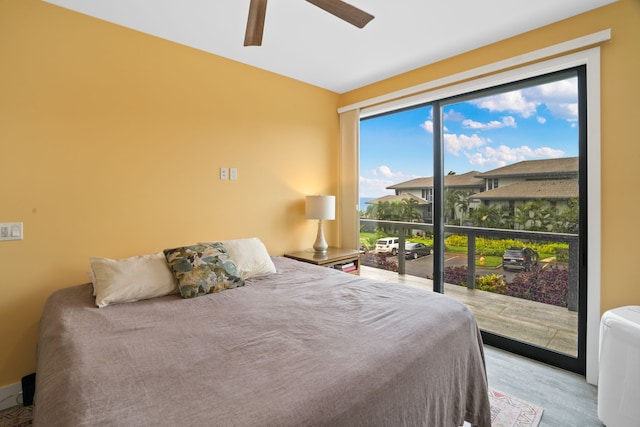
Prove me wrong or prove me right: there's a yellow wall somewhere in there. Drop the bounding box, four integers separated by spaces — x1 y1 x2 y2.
340 0 640 314
0 1 340 386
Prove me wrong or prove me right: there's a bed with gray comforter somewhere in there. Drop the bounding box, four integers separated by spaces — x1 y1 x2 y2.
34 256 491 426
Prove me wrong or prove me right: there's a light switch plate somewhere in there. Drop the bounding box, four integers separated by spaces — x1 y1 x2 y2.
230 168 237 180
0 222 23 241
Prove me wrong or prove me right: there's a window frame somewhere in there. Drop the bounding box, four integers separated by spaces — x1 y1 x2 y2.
345 46 602 384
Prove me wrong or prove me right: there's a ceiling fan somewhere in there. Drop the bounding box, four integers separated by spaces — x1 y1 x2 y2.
244 0 374 46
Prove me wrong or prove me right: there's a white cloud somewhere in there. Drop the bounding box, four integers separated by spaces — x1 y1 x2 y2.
443 109 463 121
421 120 449 133
467 76 579 124
360 166 419 196
423 106 472 133
359 176 396 197
538 78 577 98
444 133 488 155
471 91 538 118
462 116 516 130
420 120 433 133
466 145 566 167
547 102 578 122
537 116 547 124
372 165 403 178
524 77 579 121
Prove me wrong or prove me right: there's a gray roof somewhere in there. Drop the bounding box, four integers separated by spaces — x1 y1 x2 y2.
476 157 578 179
366 193 430 205
470 179 578 200
387 171 484 190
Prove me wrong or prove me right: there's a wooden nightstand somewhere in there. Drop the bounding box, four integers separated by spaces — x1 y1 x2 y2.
284 247 361 275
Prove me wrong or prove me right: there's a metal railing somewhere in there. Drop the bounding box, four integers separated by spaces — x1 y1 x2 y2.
360 219 580 311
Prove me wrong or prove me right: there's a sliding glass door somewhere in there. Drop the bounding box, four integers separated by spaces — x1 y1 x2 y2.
359 66 587 373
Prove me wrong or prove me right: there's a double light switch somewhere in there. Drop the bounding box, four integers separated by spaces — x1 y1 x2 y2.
0 222 23 241
220 168 238 181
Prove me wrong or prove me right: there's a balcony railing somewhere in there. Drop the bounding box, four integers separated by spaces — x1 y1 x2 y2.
360 219 580 311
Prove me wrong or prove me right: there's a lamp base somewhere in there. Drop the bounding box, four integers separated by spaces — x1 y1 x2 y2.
313 220 328 254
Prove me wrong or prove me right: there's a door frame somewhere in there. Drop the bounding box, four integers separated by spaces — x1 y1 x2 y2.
345 46 602 384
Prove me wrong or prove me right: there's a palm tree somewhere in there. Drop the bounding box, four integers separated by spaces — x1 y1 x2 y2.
399 198 422 222
444 189 472 225
514 200 554 231
555 198 579 233
469 205 503 228
454 190 472 225
363 199 422 235
444 189 457 224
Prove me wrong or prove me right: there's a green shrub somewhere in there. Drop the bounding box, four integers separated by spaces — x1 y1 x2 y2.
360 252 398 272
445 235 468 247
362 232 569 260
554 247 569 263
476 274 507 294
507 266 569 307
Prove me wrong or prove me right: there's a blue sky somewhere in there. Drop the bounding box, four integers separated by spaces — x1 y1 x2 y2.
359 76 579 197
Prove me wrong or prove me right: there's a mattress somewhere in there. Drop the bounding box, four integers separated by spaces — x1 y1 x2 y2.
34 256 491 426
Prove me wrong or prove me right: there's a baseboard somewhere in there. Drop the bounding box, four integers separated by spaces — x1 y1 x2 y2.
0 382 22 411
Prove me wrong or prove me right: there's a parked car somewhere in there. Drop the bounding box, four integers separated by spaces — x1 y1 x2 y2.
374 237 399 255
502 247 539 271
405 242 433 259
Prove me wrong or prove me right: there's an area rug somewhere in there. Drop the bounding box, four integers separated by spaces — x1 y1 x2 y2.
0 389 542 427
0 405 32 427
489 388 544 427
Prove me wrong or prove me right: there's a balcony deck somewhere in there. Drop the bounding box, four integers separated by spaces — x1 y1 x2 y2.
361 265 578 356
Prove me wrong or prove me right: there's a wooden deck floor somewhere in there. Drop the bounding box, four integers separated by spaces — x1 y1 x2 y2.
361 265 578 356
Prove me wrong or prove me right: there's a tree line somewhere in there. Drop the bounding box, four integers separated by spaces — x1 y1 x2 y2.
361 192 579 234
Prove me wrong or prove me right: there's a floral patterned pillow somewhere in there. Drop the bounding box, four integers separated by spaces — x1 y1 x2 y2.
163 242 244 299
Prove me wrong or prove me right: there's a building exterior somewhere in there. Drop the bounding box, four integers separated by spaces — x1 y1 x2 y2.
367 157 578 225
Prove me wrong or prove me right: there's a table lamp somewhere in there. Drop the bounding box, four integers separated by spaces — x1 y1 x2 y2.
306 195 335 254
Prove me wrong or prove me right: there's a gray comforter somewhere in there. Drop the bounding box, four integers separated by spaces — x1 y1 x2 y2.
34 256 491 426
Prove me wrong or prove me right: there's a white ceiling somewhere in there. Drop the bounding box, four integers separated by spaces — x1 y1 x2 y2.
43 0 616 93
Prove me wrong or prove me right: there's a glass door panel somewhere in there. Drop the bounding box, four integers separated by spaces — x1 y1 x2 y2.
441 70 582 362
359 105 435 291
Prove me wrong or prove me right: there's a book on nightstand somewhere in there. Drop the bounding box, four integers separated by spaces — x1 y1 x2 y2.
335 262 356 272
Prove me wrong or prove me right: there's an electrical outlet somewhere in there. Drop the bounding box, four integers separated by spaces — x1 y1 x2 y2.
220 168 228 180
230 168 237 180
0 222 22 241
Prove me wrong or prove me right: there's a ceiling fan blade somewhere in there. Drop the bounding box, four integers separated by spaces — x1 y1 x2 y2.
306 0 374 28
244 0 268 46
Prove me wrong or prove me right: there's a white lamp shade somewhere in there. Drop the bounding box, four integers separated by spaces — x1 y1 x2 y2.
305 195 335 220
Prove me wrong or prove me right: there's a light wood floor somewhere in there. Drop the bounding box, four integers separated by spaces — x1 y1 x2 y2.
484 345 601 426
360 266 578 356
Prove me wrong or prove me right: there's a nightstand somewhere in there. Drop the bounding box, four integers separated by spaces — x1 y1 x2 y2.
284 247 361 275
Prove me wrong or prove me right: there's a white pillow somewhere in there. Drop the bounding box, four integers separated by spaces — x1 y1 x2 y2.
87 270 97 296
220 238 276 279
90 252 177 308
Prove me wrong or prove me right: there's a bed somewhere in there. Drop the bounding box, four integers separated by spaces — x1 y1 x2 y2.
34 251 491 426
